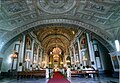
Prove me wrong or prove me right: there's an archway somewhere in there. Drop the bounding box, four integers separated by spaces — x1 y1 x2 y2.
0 19 115 53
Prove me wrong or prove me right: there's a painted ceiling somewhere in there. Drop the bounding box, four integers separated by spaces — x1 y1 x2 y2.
0 0 120 52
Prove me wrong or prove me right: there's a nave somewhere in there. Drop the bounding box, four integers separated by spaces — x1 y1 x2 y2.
0 0 120 83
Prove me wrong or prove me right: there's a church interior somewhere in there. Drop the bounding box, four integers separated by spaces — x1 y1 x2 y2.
0 0 119 83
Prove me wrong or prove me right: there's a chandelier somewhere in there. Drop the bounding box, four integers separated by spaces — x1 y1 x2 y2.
52 47 61 55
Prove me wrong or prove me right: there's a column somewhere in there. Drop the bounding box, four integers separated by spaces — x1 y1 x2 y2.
86 33 97 69
69 48 73 65
77 37 82 66
63 54 66 67
40 49 43 67
73 45 77 69
18 35 26 71
30 40 35 71
36 46 39 70
37 46 39 64
45 54 47 68
38 48 41 69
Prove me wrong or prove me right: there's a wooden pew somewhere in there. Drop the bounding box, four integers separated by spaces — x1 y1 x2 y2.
81 70 99 77
71 70 99 78
17 70 46 79
71 70 79 77
33 70 46 77
17 71 26 78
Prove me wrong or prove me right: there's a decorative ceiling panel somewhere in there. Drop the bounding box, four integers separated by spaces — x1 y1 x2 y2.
2 1 28 15
0 0 119 31
37 0 76 14
94 11 113 19
0 0 119 52
83 1 112 14
97 18 106 24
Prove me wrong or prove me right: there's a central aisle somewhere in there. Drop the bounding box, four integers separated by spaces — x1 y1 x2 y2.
47 71 70 83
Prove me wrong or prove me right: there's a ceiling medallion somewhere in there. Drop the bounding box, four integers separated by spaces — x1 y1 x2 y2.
37 0 76 14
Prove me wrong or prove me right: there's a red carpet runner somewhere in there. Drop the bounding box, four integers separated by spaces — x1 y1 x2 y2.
47 71 70 83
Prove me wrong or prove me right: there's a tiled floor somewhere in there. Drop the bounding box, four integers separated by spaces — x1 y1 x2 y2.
0 76 119 83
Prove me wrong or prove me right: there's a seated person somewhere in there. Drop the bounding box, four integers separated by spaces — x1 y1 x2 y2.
89 65 95 70
86 65 94 78
81 66 87 70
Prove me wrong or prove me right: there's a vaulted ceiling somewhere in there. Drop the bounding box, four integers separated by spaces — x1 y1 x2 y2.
0 0 120 52
33 27 78 53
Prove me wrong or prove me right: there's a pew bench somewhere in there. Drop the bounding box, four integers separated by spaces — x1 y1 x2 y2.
71 70 99 78
71 70 79 77
17 70 46 79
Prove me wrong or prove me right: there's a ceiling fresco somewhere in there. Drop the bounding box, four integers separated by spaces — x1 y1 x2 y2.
0 0 120 52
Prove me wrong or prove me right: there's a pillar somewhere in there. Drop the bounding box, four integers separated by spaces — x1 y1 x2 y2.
73 45 77 69
18 35 26 71
40 49 43 67
86 33 97 69
69 48 73 65
37 46 39 64
77 37 82 67
30 40 35 71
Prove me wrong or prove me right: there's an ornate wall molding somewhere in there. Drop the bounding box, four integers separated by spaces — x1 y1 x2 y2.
0 19 114 53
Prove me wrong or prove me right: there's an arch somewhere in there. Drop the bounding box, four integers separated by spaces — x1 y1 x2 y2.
0 19 115 53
